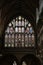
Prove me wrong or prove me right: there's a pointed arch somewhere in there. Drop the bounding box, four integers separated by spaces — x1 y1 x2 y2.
4 16 35 47
20 54 41 65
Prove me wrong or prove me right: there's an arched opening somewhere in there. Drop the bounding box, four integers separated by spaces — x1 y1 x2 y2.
4 16 35 48
0 55 18 65
21 54 41 65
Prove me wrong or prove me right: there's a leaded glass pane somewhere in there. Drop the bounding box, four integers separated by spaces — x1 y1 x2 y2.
12 20 15 27
19 21 21 26
22 21 24 26
8 43 11 47
31 35 34 46
32 34 34 40
22 42 24 47
5 43 7 47
5 34 8 43
22 17 24 21
11 44 14 47
25 34 28 47
19 27 21 32
16 21 18 26
9 34 11 43
25 21 28 27
28 34 32 47
28 23 31 27
15 34 18 39
9 23 12 27
29 34 31 42
9 27 14 34
15 27 18 32
12 34 14 38
19 16 21 20
22 34 24 41
6 27 9 33
25 27 29 33
11 34 14 43
22 27 24 32
29 27 33 33
15 42 18 47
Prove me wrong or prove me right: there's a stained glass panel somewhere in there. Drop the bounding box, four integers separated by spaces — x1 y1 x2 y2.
5 16 35 47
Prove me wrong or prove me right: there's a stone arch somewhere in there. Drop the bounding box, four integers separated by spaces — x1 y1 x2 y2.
20 54 41 65
0 54 19 65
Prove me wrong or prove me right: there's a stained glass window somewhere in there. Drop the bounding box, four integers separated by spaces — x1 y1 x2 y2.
5 16 35 47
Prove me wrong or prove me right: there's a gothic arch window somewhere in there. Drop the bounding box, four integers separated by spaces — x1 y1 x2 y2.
5 16 35 47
